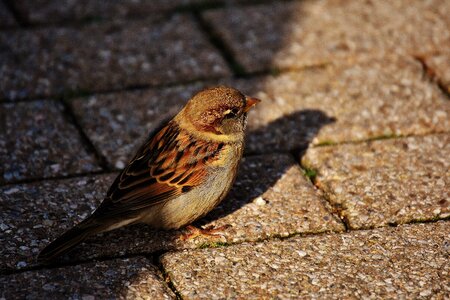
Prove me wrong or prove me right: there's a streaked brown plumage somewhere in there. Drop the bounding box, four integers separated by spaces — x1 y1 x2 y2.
38 86 260 262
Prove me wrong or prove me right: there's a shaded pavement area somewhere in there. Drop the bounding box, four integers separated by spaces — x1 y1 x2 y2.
1 0 449 298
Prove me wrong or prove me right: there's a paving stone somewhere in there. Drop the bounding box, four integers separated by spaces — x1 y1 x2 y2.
302 134 450 229
0 100 100 183
198 154 345 243
1 257 175 299
161 221 450 299
70 83 210 169
71 55 449 157
69 79 270 167
424 51 450 94
0 154 343 271
243 56 450 151
0 1 17 28
12 0 242 24
0 15 230 101
0 174 114 270
203 0 450 72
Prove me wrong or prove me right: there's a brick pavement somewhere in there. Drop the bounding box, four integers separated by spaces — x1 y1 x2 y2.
1 0 449 298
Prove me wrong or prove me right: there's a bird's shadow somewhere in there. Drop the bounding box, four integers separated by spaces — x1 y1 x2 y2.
200 109 336 224
54 109 335 263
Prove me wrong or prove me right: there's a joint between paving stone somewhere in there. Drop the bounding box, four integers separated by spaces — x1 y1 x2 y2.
0 71 231 104
2 0 29 27
412 54 450 101
193 12 247 77
313 131 450 148
0 170 109 188
155 254 184 300
298 160 350 231
58 99 114 171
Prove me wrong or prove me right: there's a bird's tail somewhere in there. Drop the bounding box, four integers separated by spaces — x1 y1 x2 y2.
37 218 105 262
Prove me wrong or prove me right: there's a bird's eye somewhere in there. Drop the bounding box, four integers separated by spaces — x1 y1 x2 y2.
224 108 239 119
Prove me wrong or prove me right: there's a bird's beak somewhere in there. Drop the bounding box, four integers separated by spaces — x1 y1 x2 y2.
244 96 261 112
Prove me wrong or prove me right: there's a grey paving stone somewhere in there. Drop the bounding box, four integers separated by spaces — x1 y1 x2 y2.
0 154 343 271
71 55 449 158
0 100 100 183
1 257 175 299
425 51 450 94
69 79 268 168
0 15 230 101
0 1 17 27
203 0 450 72
243 56 450 151
0 174 114 271
70 83 210 169
161 222 450 299
302 134 450 229
12 0 243 24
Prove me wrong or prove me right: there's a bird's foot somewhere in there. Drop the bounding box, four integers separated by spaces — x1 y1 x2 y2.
180 224 231 241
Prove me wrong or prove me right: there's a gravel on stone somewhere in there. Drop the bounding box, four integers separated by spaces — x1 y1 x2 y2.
242 56 450 152
0 174 114 270
161 221 450 299
200 154 345 244
0 100 100 183
0 173 181 271
70 82 211 169
1 153 343 271
203 0 450 72
70 55 449 160
1 257 175 299
0 15 230 101
11 0 242 24
302 134 450 229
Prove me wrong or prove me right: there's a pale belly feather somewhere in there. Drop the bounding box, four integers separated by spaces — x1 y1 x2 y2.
140 143 242 229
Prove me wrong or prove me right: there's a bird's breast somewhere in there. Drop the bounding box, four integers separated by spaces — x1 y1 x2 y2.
142 143 242 229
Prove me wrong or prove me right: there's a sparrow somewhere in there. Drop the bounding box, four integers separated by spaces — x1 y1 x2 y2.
38 86 260 262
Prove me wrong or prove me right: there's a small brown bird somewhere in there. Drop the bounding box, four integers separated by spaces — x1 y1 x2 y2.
38 86 260 261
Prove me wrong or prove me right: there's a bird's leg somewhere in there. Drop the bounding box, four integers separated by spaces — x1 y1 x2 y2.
180 224 231 241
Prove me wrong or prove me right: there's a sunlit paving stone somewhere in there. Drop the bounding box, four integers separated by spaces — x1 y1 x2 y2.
203 0 450 72
0 154 343 271
302 134 450 229
162 222 449 299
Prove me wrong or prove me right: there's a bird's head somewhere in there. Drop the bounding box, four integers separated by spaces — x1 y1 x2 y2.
178 86 260 140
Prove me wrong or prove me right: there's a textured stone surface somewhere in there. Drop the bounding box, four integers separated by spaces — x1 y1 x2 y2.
162 222 450 299
71 55 450 160
203 0 450 72
425 51 450 94
0 100 100 183
1 257 175 299
70 83 209 169
0 1 17 27
70 79 274 167
243 56 450 152
199 154 344 244
0 174 114 270
12 0 241 24
302 134 450 229
0 154 342 271
0 15 230 100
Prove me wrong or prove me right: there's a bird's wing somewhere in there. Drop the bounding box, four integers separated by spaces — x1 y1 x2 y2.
93 121 224 219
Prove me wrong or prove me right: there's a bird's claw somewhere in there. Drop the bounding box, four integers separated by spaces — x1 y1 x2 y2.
180 224 231 241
